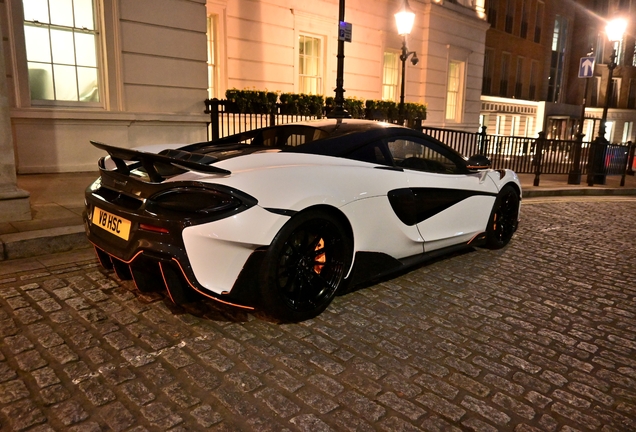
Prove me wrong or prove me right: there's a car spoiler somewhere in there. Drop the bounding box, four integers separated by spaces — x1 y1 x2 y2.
91 141 231 182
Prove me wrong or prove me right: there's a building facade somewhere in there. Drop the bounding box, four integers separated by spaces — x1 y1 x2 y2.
480 0 636 144
2 0 490 173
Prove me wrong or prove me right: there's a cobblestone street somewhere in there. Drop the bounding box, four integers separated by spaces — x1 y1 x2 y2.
1 197 635 432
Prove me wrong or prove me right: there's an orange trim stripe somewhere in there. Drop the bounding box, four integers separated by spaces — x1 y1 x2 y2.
89 241 254 311
170 258 255 310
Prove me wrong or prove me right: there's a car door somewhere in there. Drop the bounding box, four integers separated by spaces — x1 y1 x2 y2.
384 135 498 252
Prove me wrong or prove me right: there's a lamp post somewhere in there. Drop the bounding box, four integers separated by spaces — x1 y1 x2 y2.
587 17 627 186
327 0 351 119
395 0 418 125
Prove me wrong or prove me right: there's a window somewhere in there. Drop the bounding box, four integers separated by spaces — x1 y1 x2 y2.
628 79 636 109
590 77 600 107
613 40 624 66
382 51 399 102
534 1 544 43
387 137 462 174
482 49 494 95
207 15 218 99
520 0 528 38
515 57 524 99
547 15 568 103
505 0 514 33
529 60 538 100
596 32 606 64
500 53 510 97
445 61 463 122
609 78 619 108
622 121 633 143
299 34 323 95
496 115 505 134
486 0 497 28
22 0 99 103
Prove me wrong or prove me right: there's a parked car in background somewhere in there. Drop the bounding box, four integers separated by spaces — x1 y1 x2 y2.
84 120 521 321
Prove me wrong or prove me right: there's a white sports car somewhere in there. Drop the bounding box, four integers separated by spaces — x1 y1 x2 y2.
84 119 521 321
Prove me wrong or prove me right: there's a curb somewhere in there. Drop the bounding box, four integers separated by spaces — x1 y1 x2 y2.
0 225 91 261
524 188 636 198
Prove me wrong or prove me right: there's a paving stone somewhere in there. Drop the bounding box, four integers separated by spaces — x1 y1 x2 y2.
98 401 135 432
181 363 220 391
0 399 46 431
191 404 223 428
79 377 117 406
98 363 135 385
120 380 156 406
200 349 235 372
255 387 301 418
290 413 335 432
53 399 89 426
0 379 29 403
32 367 61 388
162 381 200 408
40 383 71 405
416 391 465 422
120 346 155 367
338 390 386 422
460 395 511 426
265 368 303 392
15 349 47 371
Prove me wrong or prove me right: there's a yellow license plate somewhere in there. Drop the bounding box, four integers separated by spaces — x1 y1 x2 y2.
92 207 132 241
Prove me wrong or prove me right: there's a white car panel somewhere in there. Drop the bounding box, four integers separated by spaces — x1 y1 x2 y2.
174 153 410 212
340 196 424 260
182 205 290 294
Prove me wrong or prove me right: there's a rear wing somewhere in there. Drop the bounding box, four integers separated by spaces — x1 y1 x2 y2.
91 141 231 182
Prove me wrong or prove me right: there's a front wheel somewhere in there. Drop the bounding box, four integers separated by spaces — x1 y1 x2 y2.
259 210 353 322
485 185 520 249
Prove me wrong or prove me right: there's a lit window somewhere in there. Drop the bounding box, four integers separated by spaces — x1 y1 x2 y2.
622 121 633 143
445 61 463 122
22 0 100 102
207 15 218 99
382 52 399 101
299 35 323 95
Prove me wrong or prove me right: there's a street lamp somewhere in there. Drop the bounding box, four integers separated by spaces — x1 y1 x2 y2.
587 17 627 186
395 0 418 125
327 0 351 119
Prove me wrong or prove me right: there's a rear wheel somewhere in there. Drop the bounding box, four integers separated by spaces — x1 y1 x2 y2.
259 210 352 322
486 185 519 249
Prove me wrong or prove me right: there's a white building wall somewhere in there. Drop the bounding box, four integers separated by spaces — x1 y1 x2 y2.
6 0 209 173
4 0 489 173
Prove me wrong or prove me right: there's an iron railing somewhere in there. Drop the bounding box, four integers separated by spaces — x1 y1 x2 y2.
205 99 635 184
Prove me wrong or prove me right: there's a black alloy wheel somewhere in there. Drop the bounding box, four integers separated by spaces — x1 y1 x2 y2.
260 210 352 321
486 185 520 249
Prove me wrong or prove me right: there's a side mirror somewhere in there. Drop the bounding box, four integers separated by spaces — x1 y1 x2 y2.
466 154 491 170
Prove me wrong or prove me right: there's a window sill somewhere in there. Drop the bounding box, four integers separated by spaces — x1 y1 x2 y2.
9 107 208 123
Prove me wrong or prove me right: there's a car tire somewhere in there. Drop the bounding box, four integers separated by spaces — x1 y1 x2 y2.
485 185 519 250
259 209 353 322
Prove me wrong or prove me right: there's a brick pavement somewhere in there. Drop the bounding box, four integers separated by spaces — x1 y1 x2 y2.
1 197 635 431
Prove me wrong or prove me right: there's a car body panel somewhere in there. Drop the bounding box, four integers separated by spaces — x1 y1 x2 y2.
182 205 289 294
402 171 498 250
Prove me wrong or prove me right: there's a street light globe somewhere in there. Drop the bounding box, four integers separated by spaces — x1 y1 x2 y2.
395 0 415 36
606 18 627 42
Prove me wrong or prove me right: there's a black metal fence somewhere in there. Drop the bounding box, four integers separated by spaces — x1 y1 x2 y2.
205 99 635 183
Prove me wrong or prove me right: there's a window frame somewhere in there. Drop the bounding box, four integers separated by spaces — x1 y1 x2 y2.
382 50 400 102
297 32 325 95
20 0 104 107
445 60 464 122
